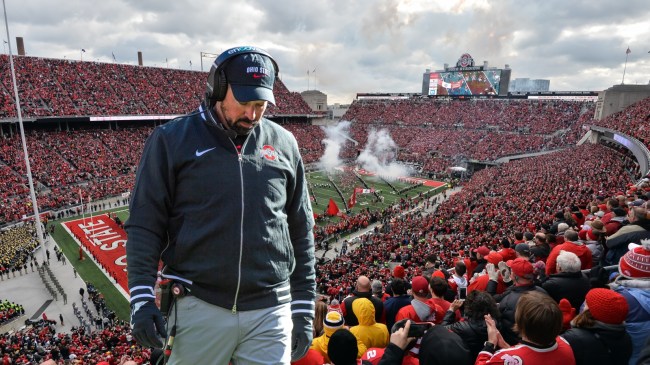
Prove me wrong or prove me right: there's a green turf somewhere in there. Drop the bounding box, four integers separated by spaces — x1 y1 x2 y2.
50 171 446 321
51 206 131 321
309 171 443 223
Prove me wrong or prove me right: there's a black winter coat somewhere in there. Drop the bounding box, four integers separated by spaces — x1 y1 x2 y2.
542 271 591 309
562 322 632 365
488 282 547 345
441 310 490 360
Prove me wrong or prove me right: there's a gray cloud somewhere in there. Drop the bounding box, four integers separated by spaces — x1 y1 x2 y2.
2 0 649 103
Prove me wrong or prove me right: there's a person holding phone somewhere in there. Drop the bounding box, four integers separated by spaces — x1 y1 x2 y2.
441 290 500 359
476 291 575 365
376 320 472 365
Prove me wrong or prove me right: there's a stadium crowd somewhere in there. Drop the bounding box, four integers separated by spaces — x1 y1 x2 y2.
0 55 314 119
4 139 649 364
0 54 649 364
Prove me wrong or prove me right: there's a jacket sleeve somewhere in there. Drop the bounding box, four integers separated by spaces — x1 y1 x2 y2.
441 309 457 326
605 226 634 248
286 145 317 319
546 248 559 275
125 128 173 302
475 351 502 365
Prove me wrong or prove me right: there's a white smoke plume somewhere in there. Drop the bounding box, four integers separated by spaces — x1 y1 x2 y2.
318 120 352 172
356 128 412 180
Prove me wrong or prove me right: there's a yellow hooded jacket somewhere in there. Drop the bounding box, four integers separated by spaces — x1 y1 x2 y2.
349 298 389 349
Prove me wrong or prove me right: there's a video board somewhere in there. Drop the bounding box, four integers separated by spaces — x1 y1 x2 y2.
427 70 503 96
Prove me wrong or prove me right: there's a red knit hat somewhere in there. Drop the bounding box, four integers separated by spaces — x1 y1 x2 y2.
393 265 406 279
585 288 628 324
619 241 650 279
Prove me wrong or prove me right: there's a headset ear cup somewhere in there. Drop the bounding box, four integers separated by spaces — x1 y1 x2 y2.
216 69 228 102
205 65 218 107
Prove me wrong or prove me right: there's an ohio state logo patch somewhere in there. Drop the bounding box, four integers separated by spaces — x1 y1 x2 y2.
260 145 278 161
502 354 523 365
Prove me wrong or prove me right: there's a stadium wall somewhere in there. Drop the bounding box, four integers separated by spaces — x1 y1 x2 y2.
595 84 650 120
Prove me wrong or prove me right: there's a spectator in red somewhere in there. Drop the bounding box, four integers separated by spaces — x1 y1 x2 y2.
545 230 593 276
476 291 575 365
467 252 508 295
428 277 454 315
604 207 627 236
486 258 548 345
497 238 516 262
470 246 490 277
395 276 444 324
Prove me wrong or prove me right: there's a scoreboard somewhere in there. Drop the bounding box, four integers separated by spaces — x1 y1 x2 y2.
422 53 511 97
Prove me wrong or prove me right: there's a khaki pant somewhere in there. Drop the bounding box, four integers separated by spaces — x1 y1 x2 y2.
167 296 292 365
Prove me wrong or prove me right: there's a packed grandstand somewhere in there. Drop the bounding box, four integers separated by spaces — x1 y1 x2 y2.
1 55 649 364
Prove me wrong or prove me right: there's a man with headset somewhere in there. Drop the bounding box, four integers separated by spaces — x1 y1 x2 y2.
126 46 316 364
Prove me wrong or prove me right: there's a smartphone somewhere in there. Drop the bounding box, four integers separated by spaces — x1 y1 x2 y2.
408 323 433 337
458 287 467 300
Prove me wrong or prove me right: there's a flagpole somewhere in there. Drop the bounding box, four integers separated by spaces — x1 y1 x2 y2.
622 47 630 85
3 0 47 262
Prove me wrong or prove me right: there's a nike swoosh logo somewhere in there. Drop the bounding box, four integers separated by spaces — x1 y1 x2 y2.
195 147 216 157
252 74 264 78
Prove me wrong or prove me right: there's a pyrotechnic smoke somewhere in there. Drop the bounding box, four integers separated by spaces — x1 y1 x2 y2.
356 128 412 180
318 121 351 172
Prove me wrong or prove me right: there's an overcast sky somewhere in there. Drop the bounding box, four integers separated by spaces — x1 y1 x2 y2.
3 0 649 104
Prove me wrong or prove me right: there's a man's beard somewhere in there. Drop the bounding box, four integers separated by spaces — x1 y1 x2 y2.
229 118 257 135
220 104 258 136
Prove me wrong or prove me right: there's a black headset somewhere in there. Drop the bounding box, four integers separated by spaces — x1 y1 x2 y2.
204 46 279 108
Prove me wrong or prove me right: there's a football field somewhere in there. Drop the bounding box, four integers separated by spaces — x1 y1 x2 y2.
51 171 447 321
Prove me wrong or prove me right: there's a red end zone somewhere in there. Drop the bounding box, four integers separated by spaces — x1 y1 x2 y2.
62 215 128 294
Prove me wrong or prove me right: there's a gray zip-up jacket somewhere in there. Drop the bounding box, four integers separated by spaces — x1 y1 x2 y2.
126 105 316 317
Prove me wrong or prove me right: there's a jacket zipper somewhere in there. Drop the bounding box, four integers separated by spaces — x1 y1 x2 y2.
232 138 248 314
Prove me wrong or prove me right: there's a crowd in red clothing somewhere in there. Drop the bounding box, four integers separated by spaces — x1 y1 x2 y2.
0 102 648 364
0 55 312 118
0 55 649 364
0 319 156 365
589 97 650 147
340 98 597 165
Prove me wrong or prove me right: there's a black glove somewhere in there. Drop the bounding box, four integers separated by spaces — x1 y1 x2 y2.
291 316 313 361
130 300 166 348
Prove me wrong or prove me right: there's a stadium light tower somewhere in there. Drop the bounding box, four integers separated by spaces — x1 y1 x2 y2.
200 51 219 72
2 0 47 262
